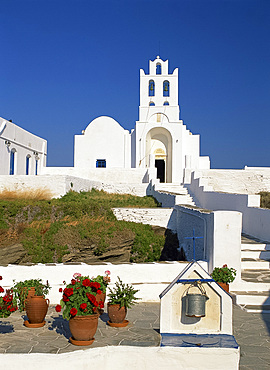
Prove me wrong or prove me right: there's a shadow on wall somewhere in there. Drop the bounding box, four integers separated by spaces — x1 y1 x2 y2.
261 290 270 335
159 228 186 261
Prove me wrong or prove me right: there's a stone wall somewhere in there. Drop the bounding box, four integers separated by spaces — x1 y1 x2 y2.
187 171 270 242
2 261 201 303
174 205 242 282
0 175 149 198
113 207 176 230
188 167 270 194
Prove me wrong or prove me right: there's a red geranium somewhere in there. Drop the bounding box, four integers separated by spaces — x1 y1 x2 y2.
71 279 76 285
59 288 63 292
70 307 77 316
63 295 69 302
0 286 4 293
86 293 96 304
0 276 2 280
64 288 74 297
90 282 101 290
3 295 11 303
55 304 62 312
80 303 87 310
82 278 91 287
97 289 102 295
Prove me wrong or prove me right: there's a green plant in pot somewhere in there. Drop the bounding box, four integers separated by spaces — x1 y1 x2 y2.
0 276 18 318
55 274 105 346
211 264 236 292
107 276 139 327
13 279 51 311
13 278 51 327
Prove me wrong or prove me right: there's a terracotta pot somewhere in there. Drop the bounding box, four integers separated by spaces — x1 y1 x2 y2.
95 291 106 304
218 282 229 292
95 292 106 314
26 296 49 324
20 287 35 310
69 314 99 345
107 303 127 323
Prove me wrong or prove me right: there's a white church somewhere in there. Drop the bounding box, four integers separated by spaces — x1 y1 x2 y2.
74 56 210 184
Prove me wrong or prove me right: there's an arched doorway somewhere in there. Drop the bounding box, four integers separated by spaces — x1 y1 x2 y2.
146 126 172 183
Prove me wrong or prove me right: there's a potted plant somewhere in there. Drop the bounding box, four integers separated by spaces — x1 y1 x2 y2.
211 264 237 292
107 276 139 327
0 276 18 318
12 278 50 311
55 274 105 346
13 278 51 327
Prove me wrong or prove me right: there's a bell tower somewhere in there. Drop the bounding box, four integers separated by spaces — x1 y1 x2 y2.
139 56 180 122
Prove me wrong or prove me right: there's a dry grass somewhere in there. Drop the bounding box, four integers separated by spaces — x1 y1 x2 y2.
0 188 53 200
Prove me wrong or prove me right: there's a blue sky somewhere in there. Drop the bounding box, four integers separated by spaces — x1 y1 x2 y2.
1 0 269 168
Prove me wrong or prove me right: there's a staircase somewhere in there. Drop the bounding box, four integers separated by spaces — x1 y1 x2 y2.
154 183 196 206
231 234 270 313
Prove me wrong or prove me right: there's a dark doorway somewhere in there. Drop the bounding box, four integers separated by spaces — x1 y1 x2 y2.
155 159 165 183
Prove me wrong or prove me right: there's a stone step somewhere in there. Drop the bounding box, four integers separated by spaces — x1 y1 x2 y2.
241 243 270 251
238 304 270 313
241 250 270 259
155 184 188 194
175 195 195 206
241 258 270 269
231 291 270 305
157 189 189 196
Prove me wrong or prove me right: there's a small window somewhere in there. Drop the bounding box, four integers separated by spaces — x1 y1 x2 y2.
26 155 31 175
9 149 16 175
163 80 170 97
156 63 161 75
163 101 169 106
149 80 155 96
96 159 106 168
149 102 155 106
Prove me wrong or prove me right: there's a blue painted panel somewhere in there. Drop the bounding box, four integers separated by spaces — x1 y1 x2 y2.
160 333 239 349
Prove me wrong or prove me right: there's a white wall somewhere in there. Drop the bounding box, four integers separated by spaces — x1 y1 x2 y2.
74 116 131 169
187 168 270 194
1 262 205 304
0 175 149 198
0 346 240 370
41 166 149 184
0 117 47 175
113 207 176 230
174 205 242 284
187 171 270 242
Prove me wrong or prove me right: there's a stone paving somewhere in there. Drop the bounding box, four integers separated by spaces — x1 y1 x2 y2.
233 305 270 370
0 303 269 369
